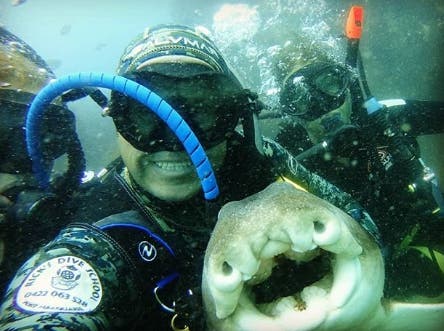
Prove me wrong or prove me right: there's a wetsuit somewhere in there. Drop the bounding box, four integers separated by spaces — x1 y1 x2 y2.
0 134 377 330
276 99 444 297
0 89 79 295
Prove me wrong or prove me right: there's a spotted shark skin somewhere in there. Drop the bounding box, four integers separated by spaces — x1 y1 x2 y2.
202 182 444 331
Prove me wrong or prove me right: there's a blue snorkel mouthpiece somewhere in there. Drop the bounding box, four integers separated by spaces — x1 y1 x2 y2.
26 72 220 200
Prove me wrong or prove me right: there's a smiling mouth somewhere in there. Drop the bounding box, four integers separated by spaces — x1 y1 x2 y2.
153 160 194 172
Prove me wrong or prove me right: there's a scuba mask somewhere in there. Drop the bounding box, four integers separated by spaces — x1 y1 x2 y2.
280 62 351 121
110 72 253 153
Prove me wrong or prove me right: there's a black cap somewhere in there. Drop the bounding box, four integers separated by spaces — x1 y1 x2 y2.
117 24 238 81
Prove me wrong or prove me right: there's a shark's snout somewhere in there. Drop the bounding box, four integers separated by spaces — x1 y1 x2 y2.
203 182 384 331
207 209 363 319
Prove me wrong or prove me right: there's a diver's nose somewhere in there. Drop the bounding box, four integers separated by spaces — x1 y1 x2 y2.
157 125 183 151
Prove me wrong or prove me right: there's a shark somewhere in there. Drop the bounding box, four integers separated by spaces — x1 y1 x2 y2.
202 182 444 331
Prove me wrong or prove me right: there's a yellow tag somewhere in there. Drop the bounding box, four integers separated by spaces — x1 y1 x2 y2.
277 176 308 192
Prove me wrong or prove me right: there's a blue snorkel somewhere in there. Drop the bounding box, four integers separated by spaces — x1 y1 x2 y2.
26 72 220 200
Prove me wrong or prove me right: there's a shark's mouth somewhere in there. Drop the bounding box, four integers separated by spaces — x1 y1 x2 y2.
206 210 365 330
252 251 331 308
242 244 362 322
204 184 387 331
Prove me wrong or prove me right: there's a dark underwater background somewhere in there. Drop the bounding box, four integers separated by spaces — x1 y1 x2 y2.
1 0 443 187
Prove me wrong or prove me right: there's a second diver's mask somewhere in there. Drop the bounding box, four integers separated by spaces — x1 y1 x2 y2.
280 62 351 121
0 89 76 174
110 72 253 153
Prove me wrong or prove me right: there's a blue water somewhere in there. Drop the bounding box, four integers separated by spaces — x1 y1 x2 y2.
1 0 443 183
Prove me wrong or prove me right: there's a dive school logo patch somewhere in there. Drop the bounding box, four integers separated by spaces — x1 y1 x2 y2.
15 255 103 313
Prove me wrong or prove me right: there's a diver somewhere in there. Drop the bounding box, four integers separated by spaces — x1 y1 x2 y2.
272 32 444 299
0 25 380 330
0 26 83 295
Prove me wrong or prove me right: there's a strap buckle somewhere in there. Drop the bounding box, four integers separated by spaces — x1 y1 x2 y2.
170 313 190 331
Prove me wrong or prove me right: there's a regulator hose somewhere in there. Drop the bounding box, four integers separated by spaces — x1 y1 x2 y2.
26 72 220 200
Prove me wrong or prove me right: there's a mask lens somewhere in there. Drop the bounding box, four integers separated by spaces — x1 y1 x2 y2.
112 73 243 152
280 75 312 116
1 91 75 173
314 67 347 96
281 63 349 120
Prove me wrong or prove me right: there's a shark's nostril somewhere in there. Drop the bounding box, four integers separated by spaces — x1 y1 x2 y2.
314 220 326 233
313 217 341 247
212 261 242 293
222 261 233 275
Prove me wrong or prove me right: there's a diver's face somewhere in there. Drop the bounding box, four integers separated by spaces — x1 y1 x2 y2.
281 61 352 144
305 91 352 144
118 133 227 201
